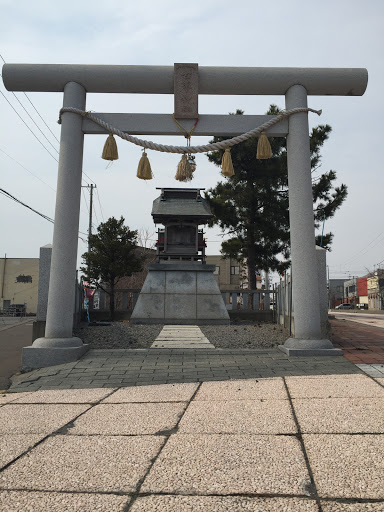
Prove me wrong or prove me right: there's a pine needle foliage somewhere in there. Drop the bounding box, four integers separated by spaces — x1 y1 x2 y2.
205 106 348 289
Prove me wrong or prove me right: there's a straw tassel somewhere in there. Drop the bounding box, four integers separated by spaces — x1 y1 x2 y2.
221 148 235 177
137 150 153 180
256 131 272 159
175 154 194 182
102 134 119 161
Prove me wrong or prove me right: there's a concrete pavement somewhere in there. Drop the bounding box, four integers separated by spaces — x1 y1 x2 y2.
1 319 384 510
1 374 383 511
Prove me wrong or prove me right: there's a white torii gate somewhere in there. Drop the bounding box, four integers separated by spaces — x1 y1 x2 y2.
2 64 368 368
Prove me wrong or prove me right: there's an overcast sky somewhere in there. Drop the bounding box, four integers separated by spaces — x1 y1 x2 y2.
1 0 383 283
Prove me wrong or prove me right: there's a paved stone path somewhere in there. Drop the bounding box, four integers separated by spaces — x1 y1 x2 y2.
9 348 361 392
1 375 383 511
151 325 215 349
331 317 384 364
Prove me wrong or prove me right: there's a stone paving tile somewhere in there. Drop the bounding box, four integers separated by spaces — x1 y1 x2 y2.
304 434 384 499
293 398 384 433
356 364 384 378
69 402 186 435
142 434 309 495
286 375 384 398
8 349 362 391
178 399 296 434
0 435 165 493
0 392 32 404
130 495 318 511
8 388 116 403
0 491 130 512
103 383 198 403
0 404 90 434
331 318 384 364
0 434 44 468
321 502 384 511
195 378 288 401
375 378 384 386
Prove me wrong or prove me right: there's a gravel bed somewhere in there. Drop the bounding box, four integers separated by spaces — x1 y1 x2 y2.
74 322 289 350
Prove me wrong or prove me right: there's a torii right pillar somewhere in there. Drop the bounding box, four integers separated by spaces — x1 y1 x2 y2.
279 84 342 356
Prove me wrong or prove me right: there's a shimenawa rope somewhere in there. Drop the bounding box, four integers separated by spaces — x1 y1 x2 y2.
58 107 322 154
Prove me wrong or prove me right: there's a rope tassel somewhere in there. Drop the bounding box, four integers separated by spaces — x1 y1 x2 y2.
175 154 194 182
102 134 119 161
256 131 272 159
221 148 235 177
137 150 153 180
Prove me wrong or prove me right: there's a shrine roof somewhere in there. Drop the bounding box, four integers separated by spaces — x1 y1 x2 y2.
151 188 212 223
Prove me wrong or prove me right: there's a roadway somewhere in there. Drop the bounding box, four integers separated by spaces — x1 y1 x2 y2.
331 311 384 329
0 317 34 390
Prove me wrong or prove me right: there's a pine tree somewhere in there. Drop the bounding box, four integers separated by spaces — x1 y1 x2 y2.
205 106 348 289
81 217 143 320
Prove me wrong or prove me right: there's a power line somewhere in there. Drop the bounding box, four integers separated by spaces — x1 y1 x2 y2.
0 90 59 162
8 91 59 153
1 147 95 221
83 171 95 184
22 92 60 143
0 187 88 241
0 52 60 145
1 52 104 232
93 201 100 226
81 188 90 214
95 188 105 222
342 232 384 267
0 188 54 223
0 147 56 192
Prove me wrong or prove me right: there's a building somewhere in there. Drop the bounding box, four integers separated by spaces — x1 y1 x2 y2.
356 277 368 307
367 270 384 310
206 255 242 290
328 279 347 308
0 257 39 314
205 255 263 291
344 278 357 306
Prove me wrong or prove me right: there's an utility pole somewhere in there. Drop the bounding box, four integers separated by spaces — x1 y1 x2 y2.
88 184 95 254
81 184 96 276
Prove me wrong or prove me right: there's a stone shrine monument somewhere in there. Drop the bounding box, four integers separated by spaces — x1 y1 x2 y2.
131 188 230 324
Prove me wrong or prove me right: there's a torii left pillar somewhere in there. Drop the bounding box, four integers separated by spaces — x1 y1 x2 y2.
22 81 90 370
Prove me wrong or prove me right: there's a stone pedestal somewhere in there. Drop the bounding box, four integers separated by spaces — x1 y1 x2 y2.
131 263 230 325
278 338 342 357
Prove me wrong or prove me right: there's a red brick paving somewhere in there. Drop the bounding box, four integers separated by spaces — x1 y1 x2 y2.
330 318 384 363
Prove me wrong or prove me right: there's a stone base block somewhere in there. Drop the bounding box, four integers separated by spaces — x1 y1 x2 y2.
278 337 343 357
22 343 89 371
32 320 46 342
278 345 343 357
131 263 230 325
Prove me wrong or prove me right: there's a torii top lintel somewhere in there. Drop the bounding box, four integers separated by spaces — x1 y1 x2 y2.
2 63 368 96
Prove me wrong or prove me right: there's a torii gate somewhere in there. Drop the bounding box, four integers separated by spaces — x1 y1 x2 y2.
2 63 368 369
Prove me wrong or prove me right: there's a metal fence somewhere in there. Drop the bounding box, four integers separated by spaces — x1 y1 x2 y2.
84 287 277 320
87 289 140 312
220 289 276 314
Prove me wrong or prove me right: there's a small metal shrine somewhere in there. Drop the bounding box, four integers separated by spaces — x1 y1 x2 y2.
152 188 211 263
